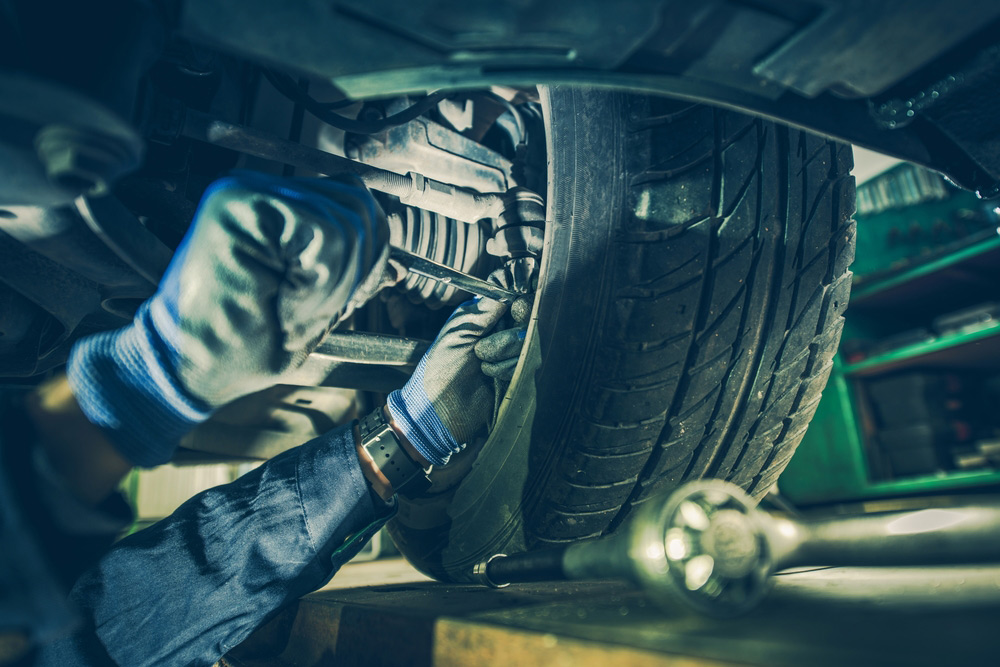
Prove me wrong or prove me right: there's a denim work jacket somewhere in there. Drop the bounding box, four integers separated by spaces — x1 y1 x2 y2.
1 391 393 666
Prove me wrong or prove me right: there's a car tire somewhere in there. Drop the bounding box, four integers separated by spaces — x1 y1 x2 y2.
388 85 856 581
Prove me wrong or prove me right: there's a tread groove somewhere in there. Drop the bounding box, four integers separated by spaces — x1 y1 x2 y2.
701 121 787 481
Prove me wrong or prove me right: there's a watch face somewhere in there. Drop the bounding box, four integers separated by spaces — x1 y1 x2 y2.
360 409 430 493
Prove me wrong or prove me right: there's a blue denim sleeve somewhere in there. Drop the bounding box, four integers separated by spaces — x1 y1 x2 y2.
39 422 394 667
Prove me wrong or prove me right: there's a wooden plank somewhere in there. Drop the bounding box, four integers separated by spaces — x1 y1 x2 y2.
223 559 1000 667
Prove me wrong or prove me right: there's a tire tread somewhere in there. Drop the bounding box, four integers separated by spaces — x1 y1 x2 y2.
529 95 854 540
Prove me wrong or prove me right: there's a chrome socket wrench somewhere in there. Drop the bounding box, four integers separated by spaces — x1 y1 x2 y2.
474 480 1000 617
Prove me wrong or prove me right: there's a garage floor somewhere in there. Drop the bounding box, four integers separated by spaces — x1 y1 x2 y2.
225 558 1000 666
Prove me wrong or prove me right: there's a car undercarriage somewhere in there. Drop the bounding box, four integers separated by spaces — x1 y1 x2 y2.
3 0 1000 581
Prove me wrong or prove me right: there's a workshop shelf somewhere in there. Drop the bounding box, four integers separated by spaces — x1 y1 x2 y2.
847 233 1000 349
780 166 1000 505
861 468 1000 497
842 321 1000 377
850 233 1000 307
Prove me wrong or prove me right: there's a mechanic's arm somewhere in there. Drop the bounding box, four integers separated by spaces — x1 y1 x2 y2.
23 376 130 506
42 297 519 667
32 172 524 666
24 369 406 504
10 171 390 564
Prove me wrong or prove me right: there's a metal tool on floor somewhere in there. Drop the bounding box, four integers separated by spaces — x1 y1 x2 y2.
473 480 1000 617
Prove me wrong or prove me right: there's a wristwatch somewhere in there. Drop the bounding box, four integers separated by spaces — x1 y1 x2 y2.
358 408 432 495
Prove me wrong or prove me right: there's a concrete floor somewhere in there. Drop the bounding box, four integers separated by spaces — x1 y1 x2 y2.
225 557 1000 666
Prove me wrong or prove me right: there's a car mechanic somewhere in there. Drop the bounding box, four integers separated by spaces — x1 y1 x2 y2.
0 171 526 666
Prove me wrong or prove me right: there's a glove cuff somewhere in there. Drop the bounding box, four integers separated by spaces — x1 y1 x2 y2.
66 303 213 467
386 358 462 467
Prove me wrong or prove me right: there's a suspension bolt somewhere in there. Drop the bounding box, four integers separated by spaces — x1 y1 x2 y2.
35 124 138 198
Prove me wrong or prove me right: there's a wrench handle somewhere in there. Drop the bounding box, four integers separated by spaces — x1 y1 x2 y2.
389 246 522 303
775 504 1000 569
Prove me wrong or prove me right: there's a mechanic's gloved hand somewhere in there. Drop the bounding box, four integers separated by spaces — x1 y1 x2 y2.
475 293 532 383
67 171 390 467
475 293 532 428
386 285 527 467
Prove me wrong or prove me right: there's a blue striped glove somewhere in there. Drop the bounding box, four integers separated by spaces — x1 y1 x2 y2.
67 172 389 466
386 279 528 467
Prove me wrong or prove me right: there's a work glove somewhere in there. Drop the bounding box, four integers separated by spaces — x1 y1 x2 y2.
386 275 530 467
67 171 391 466
475 294 532 384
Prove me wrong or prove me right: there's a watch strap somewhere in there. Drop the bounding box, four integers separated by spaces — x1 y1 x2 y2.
358 408 431 495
